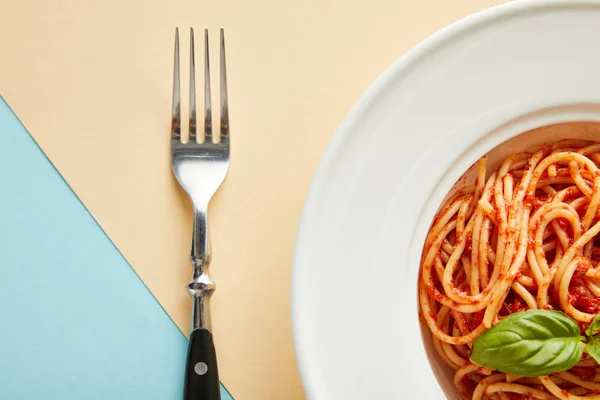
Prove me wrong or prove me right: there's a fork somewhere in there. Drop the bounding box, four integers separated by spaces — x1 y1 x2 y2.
171 27 230 400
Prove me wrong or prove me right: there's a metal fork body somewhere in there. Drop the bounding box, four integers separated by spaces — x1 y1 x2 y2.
172 141 229 331
171 27 229 333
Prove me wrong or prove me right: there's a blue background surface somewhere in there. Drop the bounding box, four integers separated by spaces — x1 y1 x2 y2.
0 97 232 399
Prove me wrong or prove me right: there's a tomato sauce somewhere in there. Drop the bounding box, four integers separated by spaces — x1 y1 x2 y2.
507 393 533 400
508 298 527 313
569 280 600 314
459 377 476 399
570 366 596 381
468 311 484 330
556 217 568 231
575 260 591 278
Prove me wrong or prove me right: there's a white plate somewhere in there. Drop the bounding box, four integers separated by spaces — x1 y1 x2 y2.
291 1 600 399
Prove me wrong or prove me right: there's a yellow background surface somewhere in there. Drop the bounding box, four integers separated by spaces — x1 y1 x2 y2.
0 0 504 398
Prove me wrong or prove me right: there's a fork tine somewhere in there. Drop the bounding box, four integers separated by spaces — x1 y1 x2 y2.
171 28 181 141
204 28 213 143
220 27 229 141
189 28 197 142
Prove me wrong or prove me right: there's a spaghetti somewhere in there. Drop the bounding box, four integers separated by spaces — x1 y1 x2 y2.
419 140 600 400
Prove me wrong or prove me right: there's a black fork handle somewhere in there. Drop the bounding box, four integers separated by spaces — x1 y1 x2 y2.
183 328 220 400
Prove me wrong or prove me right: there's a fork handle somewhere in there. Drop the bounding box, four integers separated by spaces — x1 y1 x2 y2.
184 328 220 400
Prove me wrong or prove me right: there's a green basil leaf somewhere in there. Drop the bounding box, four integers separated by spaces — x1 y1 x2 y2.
586 336 600 365
471 310 584 377
586 315 600 337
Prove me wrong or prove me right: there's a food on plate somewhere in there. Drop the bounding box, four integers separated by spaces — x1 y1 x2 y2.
419 140 600 399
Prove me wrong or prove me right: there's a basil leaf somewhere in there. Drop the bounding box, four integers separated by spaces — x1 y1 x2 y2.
586 336 600 365
586 314 600 337
471 310 584 377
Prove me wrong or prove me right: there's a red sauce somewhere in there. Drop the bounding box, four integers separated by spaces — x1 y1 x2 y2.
575 260 591 278
508 393 532 400
556 217 568 230
457 282 469 294
508 298 527 313
569 281 600 314
571 366 596 381
499 292 529 317
468 311 484 330
578 320 591 334
547 286 562 310
459 377 476 399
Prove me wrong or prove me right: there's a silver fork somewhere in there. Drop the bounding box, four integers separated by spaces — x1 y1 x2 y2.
171 27 229 400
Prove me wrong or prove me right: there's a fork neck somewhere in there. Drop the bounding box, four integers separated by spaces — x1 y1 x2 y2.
188 205 215 332
191 205 211 271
